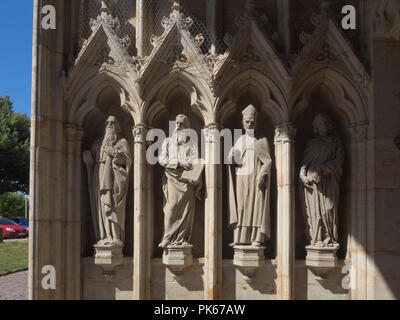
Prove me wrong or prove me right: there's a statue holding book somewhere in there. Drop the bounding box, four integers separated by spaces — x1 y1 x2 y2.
158 114 204 249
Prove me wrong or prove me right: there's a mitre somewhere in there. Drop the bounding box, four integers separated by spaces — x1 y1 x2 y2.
242 105 258 118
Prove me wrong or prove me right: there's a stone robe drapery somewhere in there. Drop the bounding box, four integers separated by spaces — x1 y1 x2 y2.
300 135 344 246
96 138 131 242
228 134 272 244
158 136 202 248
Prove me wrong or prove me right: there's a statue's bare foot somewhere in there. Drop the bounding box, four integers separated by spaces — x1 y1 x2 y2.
101 238 113 246
97 239 111 246
316 241 325 247
158 240 170 249
324 237 332 246
112 240 123 247
328 241 339 248
172 240 185 247
252 241 262 247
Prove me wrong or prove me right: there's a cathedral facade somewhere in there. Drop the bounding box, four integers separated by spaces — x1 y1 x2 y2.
29 0 400 300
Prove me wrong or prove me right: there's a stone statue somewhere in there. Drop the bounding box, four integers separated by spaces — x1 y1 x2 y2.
228 105 272 247
300 113 344 248
83 115 132 247
158 114 203 249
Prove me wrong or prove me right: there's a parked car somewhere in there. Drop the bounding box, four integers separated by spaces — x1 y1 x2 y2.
0 218 28 239
0 226 3 242
10 217 29 230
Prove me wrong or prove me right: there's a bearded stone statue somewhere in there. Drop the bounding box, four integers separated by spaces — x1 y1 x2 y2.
158 114 203 249
83 115 132 247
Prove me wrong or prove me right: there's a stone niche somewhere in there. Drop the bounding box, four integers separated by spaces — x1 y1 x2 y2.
220 86 278 295
151 86 205 260
293 85 350 298
81 86 135 258
222 87 277 261
294 85 350 261
149 86 206 298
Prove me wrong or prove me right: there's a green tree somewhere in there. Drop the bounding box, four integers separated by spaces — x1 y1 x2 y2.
0 192 26 218
0 96 30 194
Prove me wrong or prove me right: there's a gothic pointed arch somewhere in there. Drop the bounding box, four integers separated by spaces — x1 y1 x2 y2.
291 19 371 108
290 67 368 126
216 69 289 126
141 70 214 127
67 72 140 127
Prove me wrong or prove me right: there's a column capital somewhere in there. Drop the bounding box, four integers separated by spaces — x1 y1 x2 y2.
133 123 149 144
274 123 296 144
65 125 84 143
169 0 184 20
349 122 368 143
203 123 222 143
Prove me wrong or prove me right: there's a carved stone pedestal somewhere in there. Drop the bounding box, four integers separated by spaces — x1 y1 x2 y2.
233 245 265 282
94 243 124 275
305 244 340 268
162 245 193 275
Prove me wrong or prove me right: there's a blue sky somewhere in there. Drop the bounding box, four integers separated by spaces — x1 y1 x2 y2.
0 1 33 116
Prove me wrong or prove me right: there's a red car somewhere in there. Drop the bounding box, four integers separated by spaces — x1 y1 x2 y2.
0 218 28 239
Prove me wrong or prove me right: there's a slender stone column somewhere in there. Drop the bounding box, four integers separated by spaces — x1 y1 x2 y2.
276 0 291 57
206 0 220 54
29 0 41 301
274 123 296 300
136 0 155 56
64 125 84 300
136 0 145 56
133 124 150 300
29 0 67 300
349 123 369 300
203 124 223 299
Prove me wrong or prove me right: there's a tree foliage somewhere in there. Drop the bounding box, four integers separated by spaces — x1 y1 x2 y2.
0 192 26 218
0 96 30 194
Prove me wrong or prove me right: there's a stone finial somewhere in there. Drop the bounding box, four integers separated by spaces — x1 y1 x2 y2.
98 0 117 15
319 0 332 14
169 0 183 17
244 0 255 16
